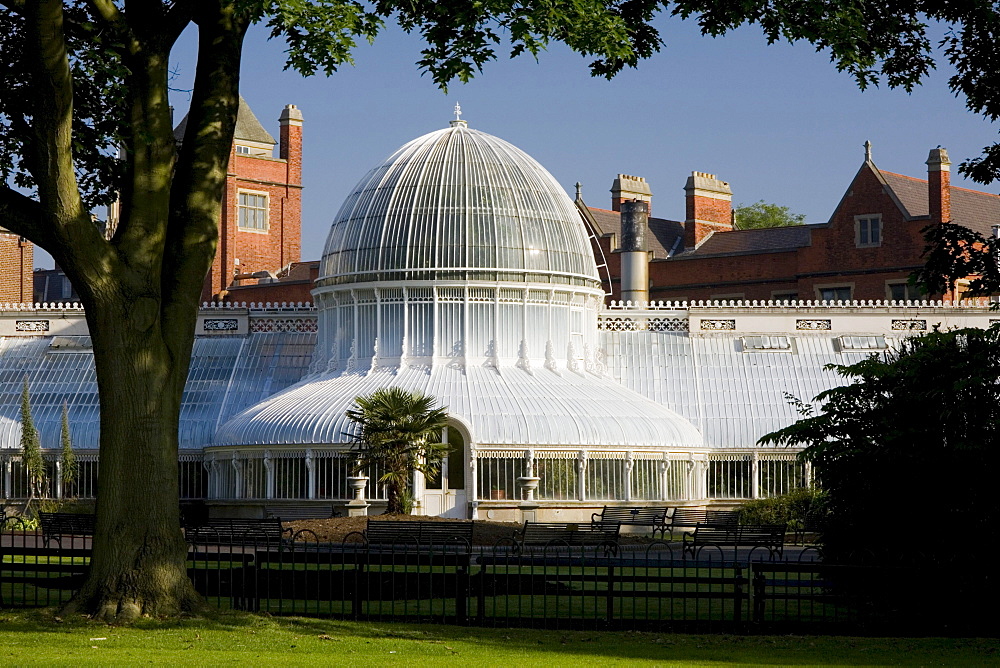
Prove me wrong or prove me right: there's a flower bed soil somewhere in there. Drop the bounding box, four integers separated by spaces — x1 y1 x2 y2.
283 514 654 546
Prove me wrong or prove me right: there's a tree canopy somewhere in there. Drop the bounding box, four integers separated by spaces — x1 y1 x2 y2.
733 200 806 230
759 326 1000 567
912 222 1000 298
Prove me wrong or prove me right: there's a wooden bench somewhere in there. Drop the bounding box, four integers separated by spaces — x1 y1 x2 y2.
591 506 669 538
184 518 289 547
513 521 621 556
682 523 786 558
791 513 826 545
665 508 739 540
358 519 475 548
264 504 338 521
38 512 95 546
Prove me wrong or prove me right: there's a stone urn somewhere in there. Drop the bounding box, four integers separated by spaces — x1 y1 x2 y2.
516 475 541 502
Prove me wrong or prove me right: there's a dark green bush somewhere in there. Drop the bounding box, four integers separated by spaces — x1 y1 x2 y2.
735 487 826 527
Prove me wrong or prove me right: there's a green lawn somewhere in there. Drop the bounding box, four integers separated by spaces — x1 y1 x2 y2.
0 609 997 666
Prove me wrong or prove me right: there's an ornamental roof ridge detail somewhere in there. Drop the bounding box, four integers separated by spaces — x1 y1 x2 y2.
604 298 991 311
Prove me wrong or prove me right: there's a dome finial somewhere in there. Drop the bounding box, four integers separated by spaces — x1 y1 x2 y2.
450 102 468 128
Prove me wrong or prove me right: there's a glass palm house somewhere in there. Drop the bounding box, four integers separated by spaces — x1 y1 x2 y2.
212 115 706 519
6 112 967 519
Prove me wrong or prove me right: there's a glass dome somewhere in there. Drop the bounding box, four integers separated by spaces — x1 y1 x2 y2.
317 120 600 289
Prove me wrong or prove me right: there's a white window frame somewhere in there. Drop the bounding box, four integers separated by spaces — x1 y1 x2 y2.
238 189 269 233
855 214 882 248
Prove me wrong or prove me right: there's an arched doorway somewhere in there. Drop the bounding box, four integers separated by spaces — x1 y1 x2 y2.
422 425 468 518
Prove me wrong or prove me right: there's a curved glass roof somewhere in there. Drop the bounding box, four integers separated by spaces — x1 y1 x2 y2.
318 121 600 288
213 364 704 449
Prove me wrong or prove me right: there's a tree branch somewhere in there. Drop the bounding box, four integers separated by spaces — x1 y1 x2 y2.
0 0 26 14
163 0 196 45
0 186 51 248
23 1 90 244
89 0 123 26
163 1 247 317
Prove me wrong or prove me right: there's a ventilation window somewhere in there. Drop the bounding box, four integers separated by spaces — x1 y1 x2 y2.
838 335 887 351
741 335 792 352
47 336 93 353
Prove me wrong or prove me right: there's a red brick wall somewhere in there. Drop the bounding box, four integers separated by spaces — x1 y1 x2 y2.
684 195 732 248
0 234 34 303
203 111 303 302
647 251 800 302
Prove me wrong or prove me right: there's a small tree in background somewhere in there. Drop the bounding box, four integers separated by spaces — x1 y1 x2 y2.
19 377 47 512
346 388 450 515
60 401 78 497
733 200 806 230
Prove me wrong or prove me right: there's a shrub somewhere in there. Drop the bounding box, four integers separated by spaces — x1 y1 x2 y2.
736 487 826 527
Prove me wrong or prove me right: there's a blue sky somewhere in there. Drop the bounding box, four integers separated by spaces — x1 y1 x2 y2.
154 16 998 267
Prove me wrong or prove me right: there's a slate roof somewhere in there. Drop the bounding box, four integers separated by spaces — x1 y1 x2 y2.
583 203 812 260
584 205 683 258
672 225 813 260
173 96 276 145
881 170 1000 237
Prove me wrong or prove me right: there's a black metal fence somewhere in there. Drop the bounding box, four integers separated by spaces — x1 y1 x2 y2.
0 524 987 634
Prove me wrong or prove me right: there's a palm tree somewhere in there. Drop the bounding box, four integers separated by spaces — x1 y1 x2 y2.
345 388 450 515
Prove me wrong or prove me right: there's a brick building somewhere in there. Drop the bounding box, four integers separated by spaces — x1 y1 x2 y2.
581 144 1000 303
0 231 32 303
174 97 303 302
20 98 304 306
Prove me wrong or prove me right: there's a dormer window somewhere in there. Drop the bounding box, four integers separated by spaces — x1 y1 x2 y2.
236 145 251 155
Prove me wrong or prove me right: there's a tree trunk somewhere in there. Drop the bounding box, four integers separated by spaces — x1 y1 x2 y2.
61 292 203 621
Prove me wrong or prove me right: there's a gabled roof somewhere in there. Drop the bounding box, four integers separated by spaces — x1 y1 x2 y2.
881 170 1000 237
173 96 276 145
584 205 683 258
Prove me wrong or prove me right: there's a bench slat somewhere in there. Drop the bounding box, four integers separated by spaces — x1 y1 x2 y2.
514 522 621 555
591 506 669 537
364 520 474 546
682 523 786 557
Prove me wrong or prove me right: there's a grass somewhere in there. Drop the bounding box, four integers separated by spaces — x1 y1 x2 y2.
0 609 997 666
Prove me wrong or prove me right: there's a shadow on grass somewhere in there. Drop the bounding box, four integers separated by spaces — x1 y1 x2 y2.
3 608 998 666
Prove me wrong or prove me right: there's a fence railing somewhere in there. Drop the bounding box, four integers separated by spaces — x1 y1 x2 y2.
1 523 976 634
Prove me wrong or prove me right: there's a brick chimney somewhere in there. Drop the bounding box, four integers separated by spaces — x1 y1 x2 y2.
926 147 951 224
684 171 732 249
280 104 303 186
611 175 652 215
